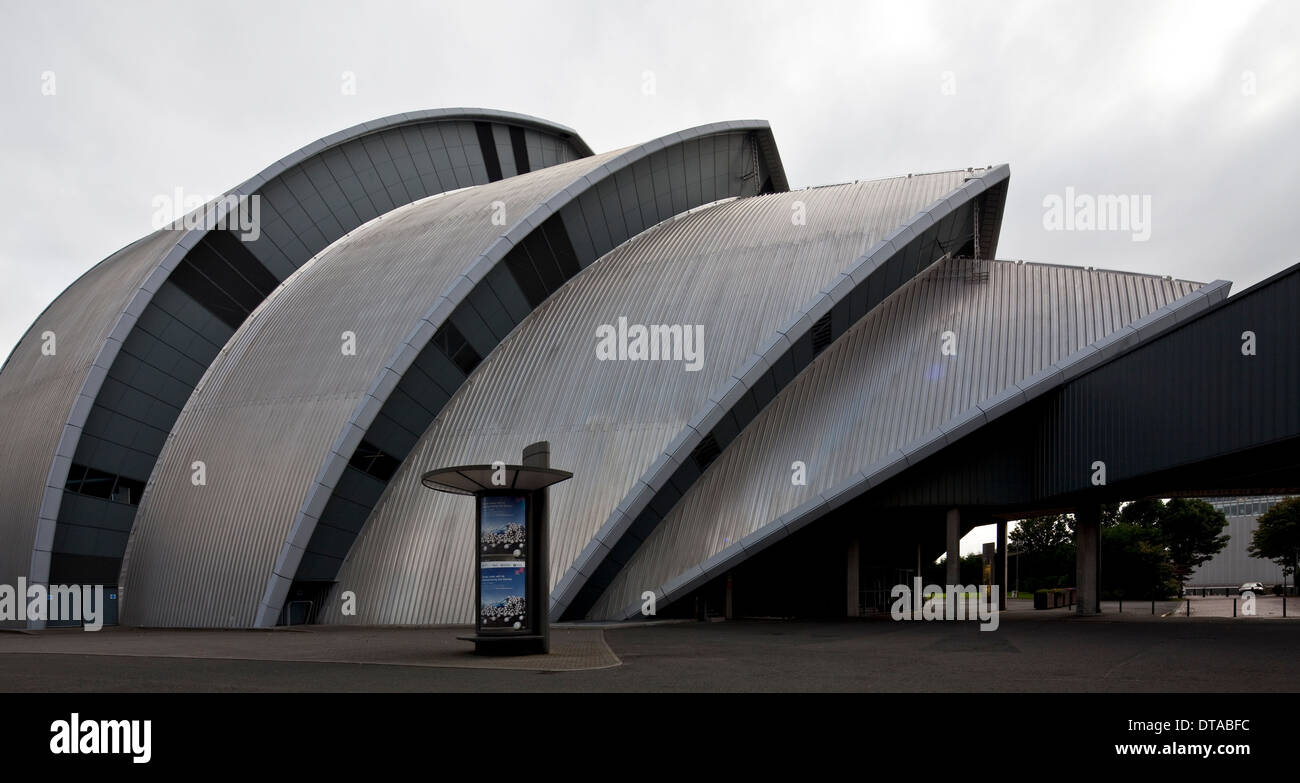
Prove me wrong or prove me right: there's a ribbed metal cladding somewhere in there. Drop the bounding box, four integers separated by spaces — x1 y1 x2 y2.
0 229 180 598
118 153 617 628
120 121 784 628
0 108 592 619
1035 264 1299 499
554 166 1008 620
321 172 972 626
589 259 1202 619
282 125 785 599
1187 514 1287 586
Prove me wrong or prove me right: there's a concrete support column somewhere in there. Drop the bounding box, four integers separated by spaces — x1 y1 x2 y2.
846 539 860 617
995 520 1008 611
946 508 961 587
1075 505 1101 616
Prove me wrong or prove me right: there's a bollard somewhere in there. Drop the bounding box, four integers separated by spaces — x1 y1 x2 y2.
1119 597 1123 614
1186 599 1191 616
1233 598 1237 617
1151 598 1155 615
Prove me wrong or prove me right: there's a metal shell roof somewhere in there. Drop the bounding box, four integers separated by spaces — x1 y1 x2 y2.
0 230 181 592
119 121 784 627
319 171 977 626
588 258 1205 619
0 109 591 619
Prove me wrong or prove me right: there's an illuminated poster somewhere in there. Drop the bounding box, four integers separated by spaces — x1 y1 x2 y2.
480 495 526 556
480 560 527 630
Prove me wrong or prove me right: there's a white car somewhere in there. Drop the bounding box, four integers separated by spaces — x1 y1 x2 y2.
1238 582 1265 595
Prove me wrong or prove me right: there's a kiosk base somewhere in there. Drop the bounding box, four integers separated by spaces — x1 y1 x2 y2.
457 635 548 656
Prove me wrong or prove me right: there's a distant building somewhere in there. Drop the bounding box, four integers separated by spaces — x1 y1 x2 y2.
1186 496 1293 588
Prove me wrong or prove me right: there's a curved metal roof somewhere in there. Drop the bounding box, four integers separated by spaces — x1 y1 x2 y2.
553 165 1011 620
0 109 591 623
119 121 785 628
588 258 1210 619
319 171 977 626
0 229 181 594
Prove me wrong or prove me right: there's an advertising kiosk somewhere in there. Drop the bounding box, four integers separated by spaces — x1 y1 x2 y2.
420 441 571 655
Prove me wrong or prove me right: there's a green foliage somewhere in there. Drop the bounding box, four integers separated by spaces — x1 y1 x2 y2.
1101 523 1177 599
1010 499 1229 598
1009 514 1076 593
960 551 985 585
1099 502 1122 527
1249 496 1300 582
1010 514 1074 553
1161 498 1230 588
1119 498 1165 529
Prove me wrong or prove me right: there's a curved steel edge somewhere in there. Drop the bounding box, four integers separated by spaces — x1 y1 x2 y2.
252 120 786 627
550 165 1011 621
23 108 592 628
613 276 1232 620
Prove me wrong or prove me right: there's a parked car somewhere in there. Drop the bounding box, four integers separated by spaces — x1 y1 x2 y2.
1239 582 1265 595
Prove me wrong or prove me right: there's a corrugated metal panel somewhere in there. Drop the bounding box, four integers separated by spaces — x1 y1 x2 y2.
589 259 1201 618
119 154 616 628
554 167 1010 619
322 172 974 626
119 122 785 627
0 109 591 620
0 230 180 596
1187 514 1288 587
1034 267 1299 499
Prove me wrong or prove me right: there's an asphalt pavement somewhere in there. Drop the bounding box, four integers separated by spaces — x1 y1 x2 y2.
3 603 1299 692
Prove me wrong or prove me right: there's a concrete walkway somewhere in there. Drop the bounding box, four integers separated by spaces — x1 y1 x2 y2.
0 624 619 672
4 612 1300 691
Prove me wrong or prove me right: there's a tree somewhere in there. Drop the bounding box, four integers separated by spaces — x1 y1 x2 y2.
1010 515 1076 592
1010 514 1073 554
1160 498 1229 594
1099 502 1122 527
960 551 986 586
1119 498 1165 529
1249 496 1300 592
1102 523 1177 599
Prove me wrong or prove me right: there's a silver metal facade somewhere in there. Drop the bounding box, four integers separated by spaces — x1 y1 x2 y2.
321 172 975 625
119 122 783 627
0 230 181 593
552 166 1010 619
0 109 591 625
1186 513 1288 587
8 108 1256 630
590 259 1205 619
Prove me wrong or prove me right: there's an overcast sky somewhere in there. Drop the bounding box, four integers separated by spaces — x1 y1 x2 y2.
2 2 1296 468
